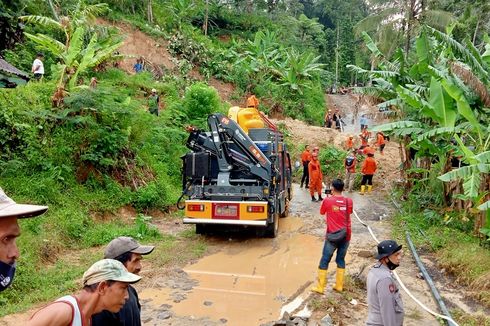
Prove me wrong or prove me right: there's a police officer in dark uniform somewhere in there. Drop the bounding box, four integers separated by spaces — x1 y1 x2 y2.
366 240 404 326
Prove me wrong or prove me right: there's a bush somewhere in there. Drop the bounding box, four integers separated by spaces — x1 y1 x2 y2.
183 82 221 122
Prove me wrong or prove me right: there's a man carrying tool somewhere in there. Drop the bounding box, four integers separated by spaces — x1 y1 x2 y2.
366 240 404 326
300 145 312 188
344 150 357 192
311 179 352 294
308 152 323 202
360 148 377 195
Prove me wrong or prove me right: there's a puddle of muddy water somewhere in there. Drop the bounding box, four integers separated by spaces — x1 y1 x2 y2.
140 217 349 325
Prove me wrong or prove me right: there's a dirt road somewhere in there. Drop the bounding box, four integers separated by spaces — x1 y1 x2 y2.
132 184 446 326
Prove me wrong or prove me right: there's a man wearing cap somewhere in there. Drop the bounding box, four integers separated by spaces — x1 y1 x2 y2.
148 88 160 116
0 188 48 291
92 236 155 326
28 259 141 326
366 240 404 326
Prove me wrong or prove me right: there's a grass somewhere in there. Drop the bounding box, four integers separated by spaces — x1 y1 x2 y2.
0 222 208 317
392 209 490 310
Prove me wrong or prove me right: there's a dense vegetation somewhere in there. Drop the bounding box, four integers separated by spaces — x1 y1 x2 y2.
0 0 489 320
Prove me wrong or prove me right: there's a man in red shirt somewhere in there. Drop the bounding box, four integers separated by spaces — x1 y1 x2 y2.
300 145 312 188
375 131 386 155
311 179 353 294
360 152 377 195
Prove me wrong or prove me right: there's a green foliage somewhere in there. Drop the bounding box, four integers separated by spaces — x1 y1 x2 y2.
318 146 347 180
183 82 221 122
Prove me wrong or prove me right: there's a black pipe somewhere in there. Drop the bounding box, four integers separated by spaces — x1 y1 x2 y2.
405 231 456 326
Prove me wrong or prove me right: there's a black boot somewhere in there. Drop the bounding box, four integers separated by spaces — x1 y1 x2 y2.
311 196 317 202
318 196 324 201
300 183 303 188
305 185 309 189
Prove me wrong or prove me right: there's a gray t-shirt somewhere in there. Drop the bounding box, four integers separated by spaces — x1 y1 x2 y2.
366 263 404 326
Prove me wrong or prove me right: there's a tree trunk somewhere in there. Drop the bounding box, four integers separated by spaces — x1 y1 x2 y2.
47 0 59 21
473 18 480 45
147 0 153 23
404 0 417 60
203 0 209 35
335 25 340 87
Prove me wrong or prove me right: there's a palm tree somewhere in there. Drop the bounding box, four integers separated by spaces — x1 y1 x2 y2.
356 0 454 60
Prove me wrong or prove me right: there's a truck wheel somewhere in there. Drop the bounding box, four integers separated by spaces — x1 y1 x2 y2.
265 213 279 238
280 199 290 218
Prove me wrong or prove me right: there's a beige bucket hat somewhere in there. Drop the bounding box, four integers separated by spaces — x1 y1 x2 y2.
0 188 48 219
82 259 142 286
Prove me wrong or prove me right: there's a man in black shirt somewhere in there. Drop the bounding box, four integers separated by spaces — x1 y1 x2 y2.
92 236 155 326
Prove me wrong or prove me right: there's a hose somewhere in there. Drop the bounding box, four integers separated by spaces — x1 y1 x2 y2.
176 182 191 210
405 231 457 326
352 210 459 326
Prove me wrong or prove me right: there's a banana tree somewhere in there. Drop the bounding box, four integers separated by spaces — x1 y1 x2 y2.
20 3 122 105
350 26 490 234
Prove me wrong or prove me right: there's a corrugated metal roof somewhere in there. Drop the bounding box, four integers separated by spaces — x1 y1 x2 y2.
0 58 29 79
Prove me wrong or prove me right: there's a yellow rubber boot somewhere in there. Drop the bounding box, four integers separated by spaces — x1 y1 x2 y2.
367 185 373 193
311 269 328 294
360 185 366 195
332 268 345 292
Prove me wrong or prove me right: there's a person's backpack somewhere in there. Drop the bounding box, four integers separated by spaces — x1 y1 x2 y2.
345 156 355 167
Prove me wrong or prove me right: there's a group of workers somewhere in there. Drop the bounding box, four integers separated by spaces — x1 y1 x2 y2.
0 188 154 325
300 125 386 198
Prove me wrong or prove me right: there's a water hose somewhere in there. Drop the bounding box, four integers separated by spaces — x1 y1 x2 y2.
352 210 459 326
405 231 457 326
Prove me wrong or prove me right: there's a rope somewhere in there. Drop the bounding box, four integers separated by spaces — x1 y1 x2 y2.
352 210 459 326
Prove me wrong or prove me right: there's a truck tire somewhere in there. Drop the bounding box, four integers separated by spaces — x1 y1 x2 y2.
280 198 290 218
265 213 279 238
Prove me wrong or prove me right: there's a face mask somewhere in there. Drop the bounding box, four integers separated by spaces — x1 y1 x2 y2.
0 261 16 291
386 258 399 270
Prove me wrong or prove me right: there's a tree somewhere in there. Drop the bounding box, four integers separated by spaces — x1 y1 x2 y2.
355 0 454 59
20 1 122 105
349 27 490 236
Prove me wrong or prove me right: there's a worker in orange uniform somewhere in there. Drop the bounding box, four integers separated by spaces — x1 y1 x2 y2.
345 135 354 150
308 152 323 202
246 95 259 108
360 149 377 195
300 145 312 188
359 127 370 149
375 131 386 155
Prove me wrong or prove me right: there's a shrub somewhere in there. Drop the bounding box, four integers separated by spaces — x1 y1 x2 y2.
183 82 221 122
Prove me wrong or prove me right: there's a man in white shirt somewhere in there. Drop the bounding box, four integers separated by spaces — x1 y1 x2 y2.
31 53 44 80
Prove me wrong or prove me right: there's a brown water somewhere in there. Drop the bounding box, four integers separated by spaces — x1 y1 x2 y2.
140 217 340 325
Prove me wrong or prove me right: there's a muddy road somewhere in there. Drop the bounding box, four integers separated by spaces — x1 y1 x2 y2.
135 184 455 326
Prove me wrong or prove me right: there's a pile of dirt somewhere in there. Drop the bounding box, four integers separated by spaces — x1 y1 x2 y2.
271 115 402 192
99 19 236 103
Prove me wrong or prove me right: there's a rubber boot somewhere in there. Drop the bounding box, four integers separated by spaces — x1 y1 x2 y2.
360 185 366 195
318 196 324 201
300 182 303 188
332 268 345 292
311 196 317 202
367 185 373 193
305 185 309 189
311 269 328 294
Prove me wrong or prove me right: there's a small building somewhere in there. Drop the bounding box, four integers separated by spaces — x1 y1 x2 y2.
0 57 30 88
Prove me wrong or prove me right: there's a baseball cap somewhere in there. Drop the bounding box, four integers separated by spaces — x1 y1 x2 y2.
151 88 157 93
83 259 141 286
0 188 48 219
375 240 402 260
104 236 155 259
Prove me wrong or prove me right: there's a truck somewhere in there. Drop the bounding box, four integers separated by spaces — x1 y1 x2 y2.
178 106 292 237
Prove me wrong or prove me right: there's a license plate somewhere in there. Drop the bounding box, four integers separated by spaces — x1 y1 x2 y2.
213 204 239 218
